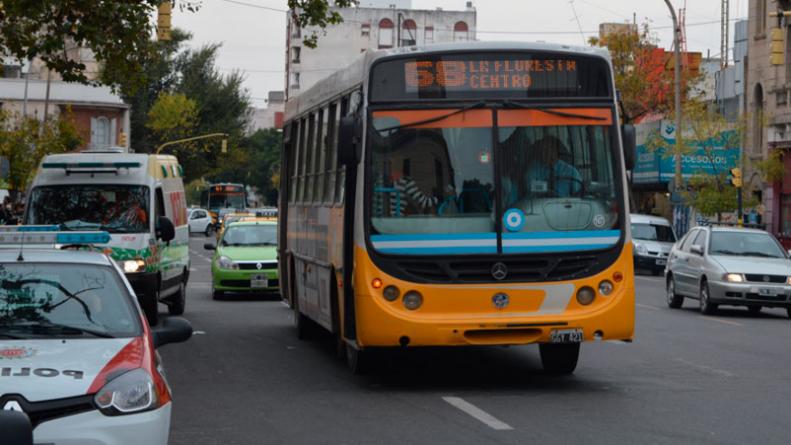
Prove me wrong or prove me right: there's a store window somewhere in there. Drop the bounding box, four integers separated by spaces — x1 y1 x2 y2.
378 18 394 48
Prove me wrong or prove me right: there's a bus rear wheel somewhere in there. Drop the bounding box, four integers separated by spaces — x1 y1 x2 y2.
539 343 580 375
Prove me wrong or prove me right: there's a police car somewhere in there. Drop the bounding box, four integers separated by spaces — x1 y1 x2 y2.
0 227 192 444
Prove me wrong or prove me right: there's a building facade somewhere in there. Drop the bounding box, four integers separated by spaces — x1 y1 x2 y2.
286 1 477 96
246 91 285 134
746 0 791 238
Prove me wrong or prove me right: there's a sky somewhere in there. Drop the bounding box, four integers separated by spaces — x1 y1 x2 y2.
171 0 750 109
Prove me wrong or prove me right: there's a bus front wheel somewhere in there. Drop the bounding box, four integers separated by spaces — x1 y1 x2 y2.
346 344 373 375
539 343 580 375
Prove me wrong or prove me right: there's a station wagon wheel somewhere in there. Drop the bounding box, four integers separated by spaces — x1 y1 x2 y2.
666 276 684 309
699 281 717 315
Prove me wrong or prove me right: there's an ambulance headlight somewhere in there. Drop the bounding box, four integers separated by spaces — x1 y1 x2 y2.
121 259 146 273
95 369 158 415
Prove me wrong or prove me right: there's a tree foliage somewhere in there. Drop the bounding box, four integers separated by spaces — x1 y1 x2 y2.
0 110 82 195
2 0 352 83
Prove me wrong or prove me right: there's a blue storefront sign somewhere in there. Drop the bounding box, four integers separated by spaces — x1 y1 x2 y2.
633 120 740 184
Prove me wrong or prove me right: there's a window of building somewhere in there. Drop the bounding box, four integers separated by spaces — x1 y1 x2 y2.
453 21 469 42
401 19 417 46
777 90 787 107
378 18 394 48
291 71 300 90
91 117 111 148
292 24 301 38
756 0 766 37
754 83 764 154
2 64 21 79
361 23 371 37
425 26 434 43
291 46 301 64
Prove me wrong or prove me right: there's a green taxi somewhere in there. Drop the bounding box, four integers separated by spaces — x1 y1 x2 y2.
204 220 279 299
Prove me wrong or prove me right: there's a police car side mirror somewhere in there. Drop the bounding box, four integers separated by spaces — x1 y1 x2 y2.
152 316 193 348
338 116 360 166
156 216 176 243
621 124 635 170
204 243 216 251
0 410 33 445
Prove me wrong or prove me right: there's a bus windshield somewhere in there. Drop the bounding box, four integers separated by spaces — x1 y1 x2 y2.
368 108 620 255
209 192 246 211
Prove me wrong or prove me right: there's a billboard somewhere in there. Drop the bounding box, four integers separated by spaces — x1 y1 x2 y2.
632 120 740 184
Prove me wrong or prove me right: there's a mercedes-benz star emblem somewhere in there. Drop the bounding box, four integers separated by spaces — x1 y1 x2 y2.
3 400 23 413
491 262 508 280
492 293 510 309
256 263 263 270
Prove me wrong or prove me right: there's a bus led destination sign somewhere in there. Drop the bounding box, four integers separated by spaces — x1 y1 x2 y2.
405 59 579 91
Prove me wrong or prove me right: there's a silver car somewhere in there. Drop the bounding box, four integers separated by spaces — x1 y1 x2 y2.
665 225 791 317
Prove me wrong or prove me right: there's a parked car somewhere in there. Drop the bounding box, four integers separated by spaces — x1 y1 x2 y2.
188 208 213 235
665 225 791 317
631 214 677 275
205 220 279 299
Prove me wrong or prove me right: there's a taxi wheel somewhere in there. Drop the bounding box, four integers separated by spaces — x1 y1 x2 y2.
666 276 684 309
168 281 186 315
539 343 579 375
699 281 718 315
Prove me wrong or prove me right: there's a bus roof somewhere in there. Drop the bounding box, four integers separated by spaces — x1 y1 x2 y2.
285 41 612 120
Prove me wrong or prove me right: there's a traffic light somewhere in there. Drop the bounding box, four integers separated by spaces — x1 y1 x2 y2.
157 2 172 41
118 132 127 148
730 167 742 188
221 139 228 153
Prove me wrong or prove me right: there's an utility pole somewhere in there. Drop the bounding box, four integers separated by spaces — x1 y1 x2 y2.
721 0 729 68
664 0 683 192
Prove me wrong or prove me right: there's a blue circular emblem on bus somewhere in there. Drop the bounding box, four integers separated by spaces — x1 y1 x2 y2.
503 208 525 232
492 293 509 309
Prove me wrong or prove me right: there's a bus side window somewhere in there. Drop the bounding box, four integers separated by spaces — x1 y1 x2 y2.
336 95 350 204
297 117 307 203
305 113 317 203
324 102 339 203
314 108 326 203
288 122 300 204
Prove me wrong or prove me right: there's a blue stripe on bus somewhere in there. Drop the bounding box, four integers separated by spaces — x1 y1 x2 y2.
371 232 497 242
374 246 498 255
502 230 621 240
503 244 615 254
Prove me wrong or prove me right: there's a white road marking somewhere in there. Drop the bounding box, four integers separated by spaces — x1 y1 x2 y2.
442 397 514 431
193 330 206 335
702 317 743 327
190 268 197 272
675 358 736 377
636 303 660 311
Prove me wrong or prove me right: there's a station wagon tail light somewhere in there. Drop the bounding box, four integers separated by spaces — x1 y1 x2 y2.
95 368 158 415
725 273 744 283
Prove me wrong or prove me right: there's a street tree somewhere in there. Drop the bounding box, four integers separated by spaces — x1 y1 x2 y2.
1 0 355 84
146 92 198 145
0 110 82 198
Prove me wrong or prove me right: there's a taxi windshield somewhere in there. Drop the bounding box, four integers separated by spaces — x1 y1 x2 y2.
221 224 277 247
0 263 140 339
27 185 150 233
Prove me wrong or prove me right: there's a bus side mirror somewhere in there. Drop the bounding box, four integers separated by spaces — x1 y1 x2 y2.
621 124 635 170
156 216 176 243
338 116 360 166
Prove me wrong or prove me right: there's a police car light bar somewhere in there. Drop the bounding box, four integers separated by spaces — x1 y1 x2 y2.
0 227 111 245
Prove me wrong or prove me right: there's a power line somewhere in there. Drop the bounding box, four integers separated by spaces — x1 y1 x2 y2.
218 0 287 13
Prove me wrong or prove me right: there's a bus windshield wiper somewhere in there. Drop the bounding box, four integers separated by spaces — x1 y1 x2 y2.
501 100 609 121
373 101 487 133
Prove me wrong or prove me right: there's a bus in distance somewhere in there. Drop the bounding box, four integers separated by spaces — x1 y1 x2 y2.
201 183 247 224
279 41 636 374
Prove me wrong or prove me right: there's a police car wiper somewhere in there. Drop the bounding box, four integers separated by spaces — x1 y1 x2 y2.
373 101 487 133
17 321 115 339
500 100 609 121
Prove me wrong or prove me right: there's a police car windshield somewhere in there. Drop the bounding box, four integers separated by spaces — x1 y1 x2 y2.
0 263 141 338
221 225 277 246
26 185 150 233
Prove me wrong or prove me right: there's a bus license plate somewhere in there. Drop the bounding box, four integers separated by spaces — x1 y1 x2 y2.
550 329 583 343
251 274 268 289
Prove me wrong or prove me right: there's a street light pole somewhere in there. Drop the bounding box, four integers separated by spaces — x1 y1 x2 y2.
155 133 229 154
664 0 683 191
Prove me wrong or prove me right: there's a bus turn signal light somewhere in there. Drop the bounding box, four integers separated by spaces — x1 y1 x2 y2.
613 271 623 283
372 278 383 289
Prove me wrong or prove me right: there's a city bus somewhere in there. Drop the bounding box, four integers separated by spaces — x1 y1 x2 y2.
201 182 247 224
279 41 636 374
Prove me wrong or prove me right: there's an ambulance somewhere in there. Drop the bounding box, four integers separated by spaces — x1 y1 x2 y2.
24 148 190 325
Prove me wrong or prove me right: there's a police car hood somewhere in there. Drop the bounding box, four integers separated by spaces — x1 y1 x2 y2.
0 338 136 402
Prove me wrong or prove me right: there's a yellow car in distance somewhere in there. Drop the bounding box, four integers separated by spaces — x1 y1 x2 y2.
216 212 255 242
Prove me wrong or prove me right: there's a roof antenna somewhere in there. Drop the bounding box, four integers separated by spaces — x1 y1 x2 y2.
16 229 25 262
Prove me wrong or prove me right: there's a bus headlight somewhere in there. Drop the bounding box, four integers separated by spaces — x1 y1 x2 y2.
383 285 400 302
403 291 423 310
122 259 146 273
576 286 596 305
598 280 614 296
217 256 238 270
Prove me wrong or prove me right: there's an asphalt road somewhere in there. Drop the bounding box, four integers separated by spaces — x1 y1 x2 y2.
160 235 791 445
